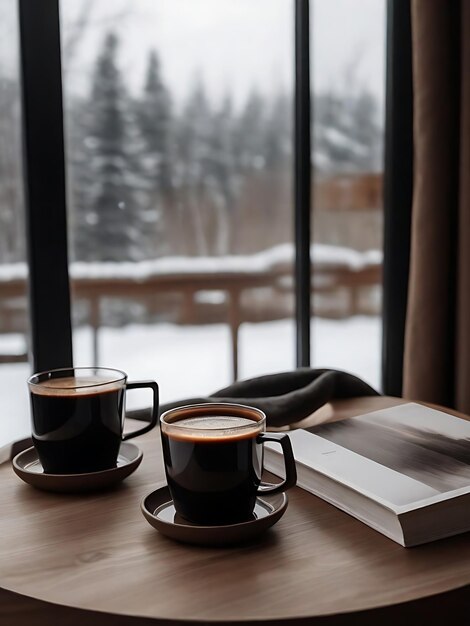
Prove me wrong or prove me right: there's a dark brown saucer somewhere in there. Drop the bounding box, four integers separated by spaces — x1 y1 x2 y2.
141 485 288 546
12 442 142 493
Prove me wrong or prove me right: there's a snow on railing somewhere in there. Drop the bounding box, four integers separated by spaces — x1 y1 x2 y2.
0 243 382 282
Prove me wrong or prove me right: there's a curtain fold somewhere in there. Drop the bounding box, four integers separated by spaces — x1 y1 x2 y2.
404 0 470 412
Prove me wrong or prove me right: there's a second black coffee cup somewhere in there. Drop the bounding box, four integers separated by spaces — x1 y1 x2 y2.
160 402 297 525
28 367 159 474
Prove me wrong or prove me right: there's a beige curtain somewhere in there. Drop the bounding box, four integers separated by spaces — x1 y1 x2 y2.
404 1 470 411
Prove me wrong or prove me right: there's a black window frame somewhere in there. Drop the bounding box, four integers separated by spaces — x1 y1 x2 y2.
19 0 73 373
17 0 411 391
381 0 413 396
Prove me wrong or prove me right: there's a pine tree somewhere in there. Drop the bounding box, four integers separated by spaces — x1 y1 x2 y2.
234 90 267 173
349 91 383 172
205 95 238 254
0 75 24 263
135 50 173 255
314 86 382 174
264 92 292 170
66 94 93 262
77 32 146 262
176 80 214 255
209 95 236 198
138 50 173 192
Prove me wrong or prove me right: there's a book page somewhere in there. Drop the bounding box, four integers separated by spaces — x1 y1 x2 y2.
311 403 470 494
267 403 470 512
285 427 440 510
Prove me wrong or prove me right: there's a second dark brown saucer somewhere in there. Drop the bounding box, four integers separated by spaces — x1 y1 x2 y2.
141 485 288 546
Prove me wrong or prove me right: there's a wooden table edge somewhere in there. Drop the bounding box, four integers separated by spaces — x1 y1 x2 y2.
1 581 470 626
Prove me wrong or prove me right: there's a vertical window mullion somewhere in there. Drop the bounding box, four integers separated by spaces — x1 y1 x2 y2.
382 0 413 395
294 0 312 368
18 0 73 373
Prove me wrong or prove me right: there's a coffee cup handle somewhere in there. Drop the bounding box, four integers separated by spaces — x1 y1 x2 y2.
122 380 159 441
256 432 297 495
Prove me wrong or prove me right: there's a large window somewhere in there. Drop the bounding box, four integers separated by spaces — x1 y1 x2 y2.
0 0 388 435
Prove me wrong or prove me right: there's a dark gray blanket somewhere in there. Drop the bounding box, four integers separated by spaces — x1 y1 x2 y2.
128 368 379 429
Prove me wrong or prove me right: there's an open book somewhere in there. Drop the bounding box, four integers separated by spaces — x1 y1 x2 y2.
264 402 470 547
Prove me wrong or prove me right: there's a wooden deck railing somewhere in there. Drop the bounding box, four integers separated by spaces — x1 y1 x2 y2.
0 246 382 380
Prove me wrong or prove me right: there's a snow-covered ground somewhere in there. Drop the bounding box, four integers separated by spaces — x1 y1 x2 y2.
0 315 381 448
75 315 381 401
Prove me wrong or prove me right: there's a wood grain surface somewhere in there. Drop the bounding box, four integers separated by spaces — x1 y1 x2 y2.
1 397 470 625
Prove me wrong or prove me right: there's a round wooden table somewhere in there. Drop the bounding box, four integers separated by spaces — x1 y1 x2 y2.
1 396 470 625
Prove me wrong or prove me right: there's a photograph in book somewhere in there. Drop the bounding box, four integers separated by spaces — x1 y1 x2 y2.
264 403 470 546
312 404 470 499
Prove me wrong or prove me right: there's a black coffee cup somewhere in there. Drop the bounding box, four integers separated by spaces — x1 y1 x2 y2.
27 367 159 474
160 403 297 525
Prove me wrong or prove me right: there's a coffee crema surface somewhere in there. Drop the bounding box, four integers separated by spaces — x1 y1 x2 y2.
165 415 262 442
31 376 123 397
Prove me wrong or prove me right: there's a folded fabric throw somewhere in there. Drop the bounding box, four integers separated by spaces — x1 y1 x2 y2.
129 368 379 429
